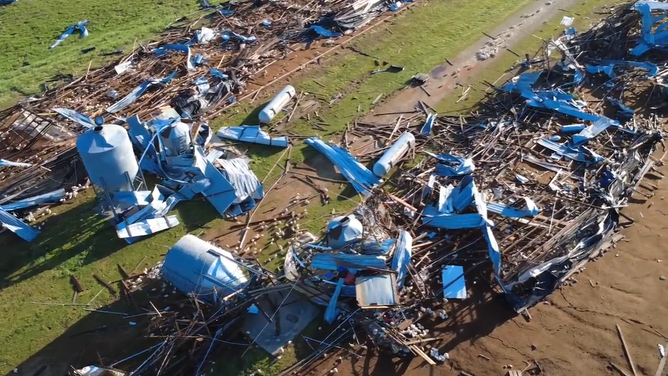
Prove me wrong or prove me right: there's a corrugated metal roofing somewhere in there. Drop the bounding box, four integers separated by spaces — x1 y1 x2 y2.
304 137 380 196
355 274 398 308
311 253 386 272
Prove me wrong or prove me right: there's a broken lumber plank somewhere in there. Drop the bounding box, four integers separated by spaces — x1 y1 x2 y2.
616 324 638 376
93 274 118 297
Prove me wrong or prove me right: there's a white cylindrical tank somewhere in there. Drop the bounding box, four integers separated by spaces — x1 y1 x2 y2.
159 121 192 157
373 132 415 177
258 85 296 124
162 234 249 303
326 215 364 249
76 124 139 192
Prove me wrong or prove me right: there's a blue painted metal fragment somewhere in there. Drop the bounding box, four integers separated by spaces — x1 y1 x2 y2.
49 20 89 49
0 208 39 242
442 265 467 299
0 159 32 168
217 126 288 147
537 138 605 164
53 108 95 129
355 274 398 307
572 117 618 146
560 124 586 133
193 146 237 216
154 44 195 70
423 206 488 229
309 25 342 39
438 175 476 213
632 2 668 56
606 98 634 122
304 137 381 197
391 231 412 288
487 197 541 219
311 253 386 273
420 113 437 136
429 152 475 177
106 72 177 113
0 189 65 211
324 278 344 324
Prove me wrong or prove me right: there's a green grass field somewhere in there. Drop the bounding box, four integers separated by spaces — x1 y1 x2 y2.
0 0 200 106
0 0 608 374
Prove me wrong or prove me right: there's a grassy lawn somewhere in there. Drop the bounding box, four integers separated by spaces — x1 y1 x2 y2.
0 0 200 106
0 0 576 374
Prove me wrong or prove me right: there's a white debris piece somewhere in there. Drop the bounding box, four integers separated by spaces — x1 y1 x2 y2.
561 16 575 26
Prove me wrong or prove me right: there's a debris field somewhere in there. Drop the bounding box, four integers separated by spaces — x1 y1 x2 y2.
1 1 668 376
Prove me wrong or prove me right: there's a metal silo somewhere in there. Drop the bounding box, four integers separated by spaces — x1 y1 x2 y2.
76 124 139 193
162 234 250 304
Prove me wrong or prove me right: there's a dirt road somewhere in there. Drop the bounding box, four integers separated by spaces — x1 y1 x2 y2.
366 0 580 123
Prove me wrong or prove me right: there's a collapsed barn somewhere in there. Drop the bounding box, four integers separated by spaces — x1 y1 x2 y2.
2 1 668 376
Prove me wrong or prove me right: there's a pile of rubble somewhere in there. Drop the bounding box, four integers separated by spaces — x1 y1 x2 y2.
6 1 668 376
0 0 415 242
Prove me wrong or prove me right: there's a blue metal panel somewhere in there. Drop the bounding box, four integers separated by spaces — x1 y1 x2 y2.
193 146 237 216
0 189 65 211
429 152 475 177
441 265 467 299
217 126 288 147
420 113 436 135
0 208 39 242
537 138 605 164
154 45 194 70
106 72 176 114
50 21 89 49
422 206 486 229
53 108 95 129
311 253 386 272
305 137 381 196
391 231 412 288
487 198 540 219
324 278 344 324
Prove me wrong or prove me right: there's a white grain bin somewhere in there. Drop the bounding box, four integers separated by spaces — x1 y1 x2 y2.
373 132 415 177
158 120 192 157
326 214 364 249
258 85 296 124
161 234 249 304
76 124 139 193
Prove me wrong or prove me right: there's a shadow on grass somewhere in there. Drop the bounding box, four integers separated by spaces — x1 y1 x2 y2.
2 282 182 376
0 195 224 292
0 197 124 291
5 277 330 376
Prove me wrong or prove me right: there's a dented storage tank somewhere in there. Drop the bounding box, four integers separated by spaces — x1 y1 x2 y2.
373 132 415 177
326 215 363 249
162 234 249 303
258 85 296 124
76 124 138 192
